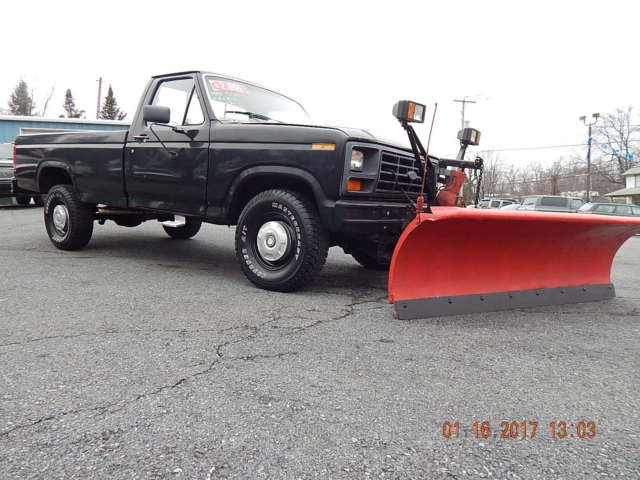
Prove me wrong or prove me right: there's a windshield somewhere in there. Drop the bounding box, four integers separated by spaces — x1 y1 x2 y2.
204 76 310 124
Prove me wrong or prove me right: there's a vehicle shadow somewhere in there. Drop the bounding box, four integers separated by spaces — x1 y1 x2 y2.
72 229 389 295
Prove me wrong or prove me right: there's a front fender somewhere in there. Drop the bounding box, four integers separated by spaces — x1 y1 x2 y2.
216 165 335 227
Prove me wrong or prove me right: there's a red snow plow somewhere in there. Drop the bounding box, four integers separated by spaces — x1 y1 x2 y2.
387 101 640 319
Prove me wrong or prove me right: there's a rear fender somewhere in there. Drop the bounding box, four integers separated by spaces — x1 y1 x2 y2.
36 161 75 194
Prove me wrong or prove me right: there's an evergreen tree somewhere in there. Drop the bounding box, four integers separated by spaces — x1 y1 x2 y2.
60 89 85 118
8 79 35 116
98 85 127 120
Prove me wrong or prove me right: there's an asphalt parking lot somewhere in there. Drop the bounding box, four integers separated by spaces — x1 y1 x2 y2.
1 206 639 479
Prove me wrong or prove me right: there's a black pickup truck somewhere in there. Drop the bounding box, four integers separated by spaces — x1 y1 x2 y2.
15 70 467 291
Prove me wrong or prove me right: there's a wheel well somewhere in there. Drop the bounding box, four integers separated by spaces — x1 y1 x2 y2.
227 175 316 224
39 167 72 194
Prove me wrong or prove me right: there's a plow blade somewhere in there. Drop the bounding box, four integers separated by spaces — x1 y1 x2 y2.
388 207 640 319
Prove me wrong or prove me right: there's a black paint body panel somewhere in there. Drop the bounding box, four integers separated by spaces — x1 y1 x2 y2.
15 130 129 206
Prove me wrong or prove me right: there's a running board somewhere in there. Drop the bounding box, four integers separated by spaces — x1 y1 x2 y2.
394 284 615 319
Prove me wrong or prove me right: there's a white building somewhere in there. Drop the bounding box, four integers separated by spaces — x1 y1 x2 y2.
606 167 640 205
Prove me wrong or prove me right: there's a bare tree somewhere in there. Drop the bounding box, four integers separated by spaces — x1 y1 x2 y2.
592 106 640 184
547 160 564 195
41 86 55 117
478 152 503 198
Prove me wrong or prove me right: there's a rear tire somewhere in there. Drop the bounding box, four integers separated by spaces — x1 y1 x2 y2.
235 189 328 292
44 184 94 250
163 217 202 239
351 250 390 271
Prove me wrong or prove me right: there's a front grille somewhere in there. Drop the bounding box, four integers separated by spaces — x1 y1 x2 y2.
376 151 421 195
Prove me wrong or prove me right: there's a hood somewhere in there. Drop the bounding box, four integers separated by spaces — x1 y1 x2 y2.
324 125 412 153
213 120 413 153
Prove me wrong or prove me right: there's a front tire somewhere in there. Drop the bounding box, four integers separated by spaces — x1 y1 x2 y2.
44 184 94 250
235 189 328 292
163 217 202 239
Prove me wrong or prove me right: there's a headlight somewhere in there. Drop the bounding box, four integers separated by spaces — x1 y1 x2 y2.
351 149 364 171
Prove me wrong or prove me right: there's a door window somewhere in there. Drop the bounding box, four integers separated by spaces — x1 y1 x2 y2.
151 78 204 126
570 199 583 210
540 196 568 207
595 204 616 214
184 92 205 125
631 206 640 216
615 205 631 216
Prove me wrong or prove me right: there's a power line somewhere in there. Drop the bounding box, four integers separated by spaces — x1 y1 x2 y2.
450 138 640 155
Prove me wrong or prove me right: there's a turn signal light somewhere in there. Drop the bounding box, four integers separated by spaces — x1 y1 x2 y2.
311 143 336 151
347 179 362 191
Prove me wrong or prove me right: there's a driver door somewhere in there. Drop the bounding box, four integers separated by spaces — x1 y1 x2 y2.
124 76 209 215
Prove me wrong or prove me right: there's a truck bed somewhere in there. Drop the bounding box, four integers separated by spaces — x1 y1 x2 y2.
15 129 129 206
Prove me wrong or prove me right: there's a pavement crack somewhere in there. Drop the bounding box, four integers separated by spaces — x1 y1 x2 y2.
286 294 387 335
231 351 298 362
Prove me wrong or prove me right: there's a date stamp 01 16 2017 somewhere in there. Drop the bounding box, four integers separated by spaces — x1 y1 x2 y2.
441 421 597 440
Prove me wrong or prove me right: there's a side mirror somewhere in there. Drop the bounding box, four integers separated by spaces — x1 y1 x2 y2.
143 105 170 124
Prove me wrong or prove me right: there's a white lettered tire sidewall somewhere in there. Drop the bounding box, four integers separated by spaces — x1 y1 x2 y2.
235 189 328 292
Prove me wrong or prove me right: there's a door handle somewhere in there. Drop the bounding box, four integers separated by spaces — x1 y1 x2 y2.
133 134 148 142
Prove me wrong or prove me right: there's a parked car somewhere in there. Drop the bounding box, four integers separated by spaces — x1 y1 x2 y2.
0 143 43 206
500 203 521 210
478 198 519 209
0 144 13 201
578 202 640 217
518 195 584 213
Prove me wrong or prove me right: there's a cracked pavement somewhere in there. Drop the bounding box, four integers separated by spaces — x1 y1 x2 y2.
1 206 639 479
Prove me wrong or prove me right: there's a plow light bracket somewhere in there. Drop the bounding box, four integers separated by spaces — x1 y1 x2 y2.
392 100 426 123
457 127 482 146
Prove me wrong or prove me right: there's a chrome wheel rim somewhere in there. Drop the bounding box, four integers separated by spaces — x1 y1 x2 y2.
52 204 69 234
256 221 290 262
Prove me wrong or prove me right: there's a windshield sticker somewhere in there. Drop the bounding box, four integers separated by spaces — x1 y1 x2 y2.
210 80 248 95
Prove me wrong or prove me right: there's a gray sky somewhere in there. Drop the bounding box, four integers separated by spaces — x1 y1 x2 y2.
3 0 638 164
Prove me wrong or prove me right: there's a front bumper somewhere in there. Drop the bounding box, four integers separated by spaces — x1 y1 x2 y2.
0 177 13 197
332 199 414 233
0 178 33 198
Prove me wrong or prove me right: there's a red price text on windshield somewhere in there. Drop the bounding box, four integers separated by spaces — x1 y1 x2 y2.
210 80 248 95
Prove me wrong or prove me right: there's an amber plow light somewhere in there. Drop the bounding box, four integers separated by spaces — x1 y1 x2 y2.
392 100 426 123
387 207 640 319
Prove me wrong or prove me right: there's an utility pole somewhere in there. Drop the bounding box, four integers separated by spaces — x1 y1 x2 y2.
96 77 103 119
580 113 600 202
454 96 476 131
